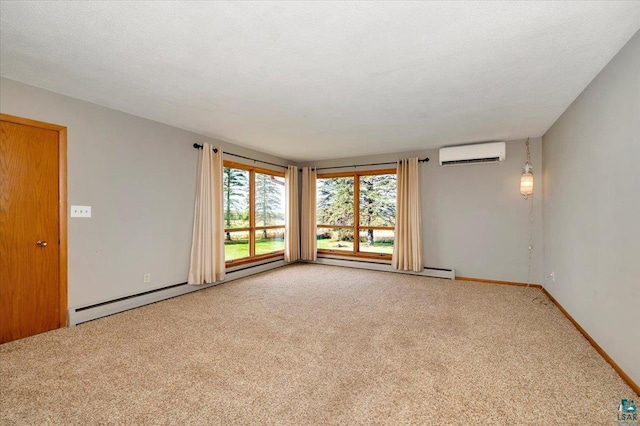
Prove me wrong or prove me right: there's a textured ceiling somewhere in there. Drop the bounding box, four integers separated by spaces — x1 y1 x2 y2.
1 2 639 161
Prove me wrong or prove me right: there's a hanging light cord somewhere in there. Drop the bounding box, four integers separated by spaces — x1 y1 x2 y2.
524 137 534 291
525 193 534 291
521 139 547 305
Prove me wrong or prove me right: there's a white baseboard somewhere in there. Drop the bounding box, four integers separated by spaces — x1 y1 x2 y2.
68 258 287 326
68 256 453 326
312 256 455 279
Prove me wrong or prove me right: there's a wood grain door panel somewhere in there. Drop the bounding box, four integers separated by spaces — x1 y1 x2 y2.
1 119 62 343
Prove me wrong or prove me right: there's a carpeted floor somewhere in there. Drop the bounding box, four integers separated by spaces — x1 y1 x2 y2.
0 264 635 425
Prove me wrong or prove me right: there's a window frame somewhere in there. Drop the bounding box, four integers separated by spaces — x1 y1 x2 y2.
316 168 396 260
223 160 286 266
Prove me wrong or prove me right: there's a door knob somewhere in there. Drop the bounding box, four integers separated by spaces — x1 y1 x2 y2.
36 240 48 247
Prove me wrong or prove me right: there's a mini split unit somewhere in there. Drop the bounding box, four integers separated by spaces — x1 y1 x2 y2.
439 142 506 166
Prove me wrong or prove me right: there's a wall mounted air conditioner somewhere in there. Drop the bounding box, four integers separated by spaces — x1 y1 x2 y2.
439 142 506 166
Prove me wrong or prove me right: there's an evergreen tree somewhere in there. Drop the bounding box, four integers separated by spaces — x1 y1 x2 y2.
317 175 396 245
359 174 396 246
255 173 284 238
317 177 354 241
223 167 248 241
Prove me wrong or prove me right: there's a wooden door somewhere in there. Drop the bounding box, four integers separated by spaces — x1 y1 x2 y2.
0 114 67 343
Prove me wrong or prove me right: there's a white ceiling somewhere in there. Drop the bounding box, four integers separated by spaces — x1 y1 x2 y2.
1 2 639 161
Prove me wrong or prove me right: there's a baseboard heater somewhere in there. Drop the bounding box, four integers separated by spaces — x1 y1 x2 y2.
313 256 455 279
67 258 287 327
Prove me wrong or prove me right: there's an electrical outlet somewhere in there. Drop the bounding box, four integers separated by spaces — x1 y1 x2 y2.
144 273 151 283
549 272 555 282
70 205 92 218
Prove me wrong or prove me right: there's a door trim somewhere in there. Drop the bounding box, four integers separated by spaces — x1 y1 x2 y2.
1 113 68 327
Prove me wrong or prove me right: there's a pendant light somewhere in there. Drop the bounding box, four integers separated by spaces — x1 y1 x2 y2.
520 138 533 199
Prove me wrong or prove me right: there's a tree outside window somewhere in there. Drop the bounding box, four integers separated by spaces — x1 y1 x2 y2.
316 170 396 257
223 162 285 263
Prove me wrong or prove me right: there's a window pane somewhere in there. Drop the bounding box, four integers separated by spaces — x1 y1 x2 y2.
316 227 354 252
316 177 354 225
255 173 285 227
359 174 396 227
359 229 394 255
224 231 249 261
255 228 285 255
223 167 249 229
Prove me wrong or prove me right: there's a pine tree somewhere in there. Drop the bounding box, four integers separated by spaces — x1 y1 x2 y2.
223 167 248 241
317 177 354 241
359 174 396 246
317 175 396 245
255 173 284 238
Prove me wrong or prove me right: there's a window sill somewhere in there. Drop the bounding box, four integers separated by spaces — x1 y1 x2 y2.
225 252 284 268
316 249 392 261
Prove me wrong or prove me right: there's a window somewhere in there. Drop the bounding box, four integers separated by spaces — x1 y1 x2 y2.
223 161 285 264
316 169 396 258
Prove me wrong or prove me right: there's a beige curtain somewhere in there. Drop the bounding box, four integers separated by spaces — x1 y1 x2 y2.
300 167 317 261
392 158 424 272
284 165 300 262
188 144 225 284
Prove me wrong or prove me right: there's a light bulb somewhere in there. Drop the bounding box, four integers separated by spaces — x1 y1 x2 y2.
520 172 533 198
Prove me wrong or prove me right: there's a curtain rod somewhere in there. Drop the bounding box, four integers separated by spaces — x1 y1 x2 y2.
193 143 429 171
313 158 429 171
193 143 287 170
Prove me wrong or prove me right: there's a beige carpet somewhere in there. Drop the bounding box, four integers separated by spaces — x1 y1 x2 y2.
0 264 635 425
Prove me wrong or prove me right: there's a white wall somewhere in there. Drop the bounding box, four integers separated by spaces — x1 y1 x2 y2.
301 137 543 284
542 30 640 385
0 78 290 308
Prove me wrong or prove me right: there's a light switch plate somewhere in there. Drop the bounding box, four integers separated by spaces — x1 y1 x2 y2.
71 205 92 218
